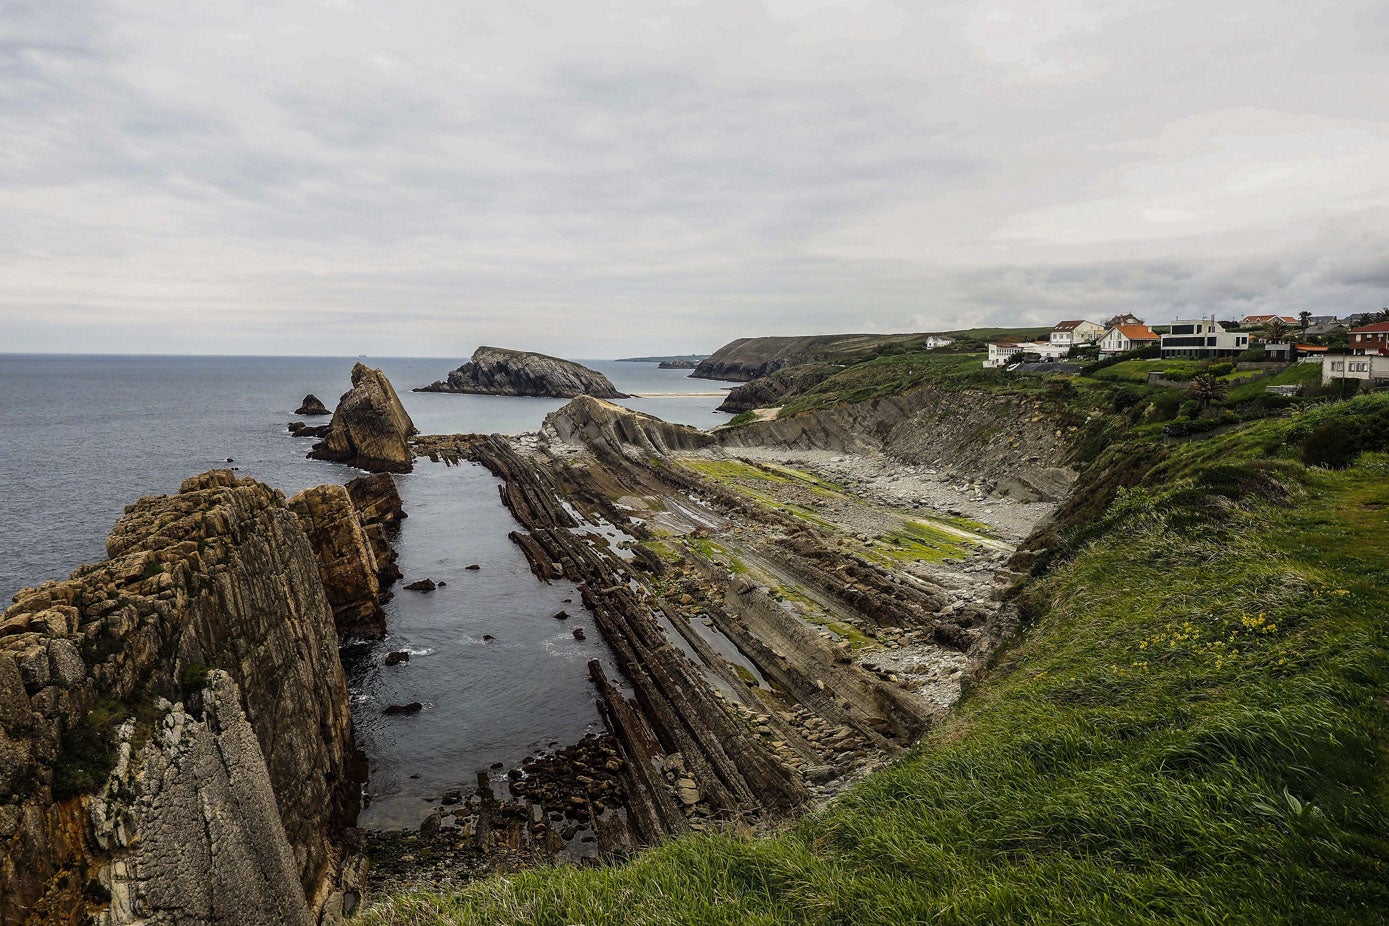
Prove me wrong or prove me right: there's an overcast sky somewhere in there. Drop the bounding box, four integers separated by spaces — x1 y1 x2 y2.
3 1 1388 357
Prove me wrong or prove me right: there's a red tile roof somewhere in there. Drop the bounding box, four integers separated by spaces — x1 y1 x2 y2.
1349 321 1389 333
1113 324 1159 341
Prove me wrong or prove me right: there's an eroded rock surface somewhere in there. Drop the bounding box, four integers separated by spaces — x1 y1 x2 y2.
543 396 713 456
290 484 385 638
296 394 330 416
309 363 417 473
0 470 361 926
415 347 628 399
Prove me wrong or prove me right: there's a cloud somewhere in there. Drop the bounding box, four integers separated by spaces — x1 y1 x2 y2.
1 0 1388 357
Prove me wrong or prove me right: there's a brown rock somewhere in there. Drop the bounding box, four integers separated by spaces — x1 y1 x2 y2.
289 484 384 638
296 394 331 416
308 363 417 473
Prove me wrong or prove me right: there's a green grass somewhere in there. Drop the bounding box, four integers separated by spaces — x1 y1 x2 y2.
357 399 1389 925
1225 362 1323 404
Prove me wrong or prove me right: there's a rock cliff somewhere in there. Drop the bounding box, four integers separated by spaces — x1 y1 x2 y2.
691 333 918 382
716 365 832 413
0 471 363 925
543 396 713 457
309 364 417 473
415 347 628 399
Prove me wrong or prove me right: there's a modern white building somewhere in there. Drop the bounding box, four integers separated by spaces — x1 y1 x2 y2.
1323 355 1389 387
1098 324 1160 358
1049 320 1105 347
924 336 956 349
1160 318 1250 359
984 341 1069 369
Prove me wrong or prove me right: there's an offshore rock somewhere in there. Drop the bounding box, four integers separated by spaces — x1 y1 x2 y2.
0 470 361 926
657 360 696 369
289 484 385 639
309 363 417 473
543 396 714 457
415 346 628 399
296 394 331 416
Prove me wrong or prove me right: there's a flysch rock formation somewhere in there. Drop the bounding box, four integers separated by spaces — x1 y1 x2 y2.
0 471 364 926
414 346 628 399
716 365 833 413
543 396 714 457
289 474 404 639
309 363 417 473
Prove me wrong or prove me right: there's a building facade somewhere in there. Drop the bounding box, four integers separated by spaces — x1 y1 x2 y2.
1098 324 1160 358
1349 321 1389 355
1049 320 1105 347
1323 354 1389 387
1160 318 1250 359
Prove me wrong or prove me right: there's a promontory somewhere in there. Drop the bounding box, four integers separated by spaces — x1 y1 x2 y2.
414 346 628 399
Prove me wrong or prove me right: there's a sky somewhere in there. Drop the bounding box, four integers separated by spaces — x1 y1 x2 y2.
3 1 1388 358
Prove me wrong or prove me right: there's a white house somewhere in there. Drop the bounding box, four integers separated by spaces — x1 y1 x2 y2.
1161 318 1249 359
984 341 1069 369
925 336 955 349
1049 320 1105 347
1098 324 1160 358
1323 354 1389 387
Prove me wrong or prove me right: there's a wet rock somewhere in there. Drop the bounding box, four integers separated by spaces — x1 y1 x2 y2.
404 578 436 592
572 627 586 640
420 812 441 838
466 564 481 570
482 634 495 641
436 581 447 587
441 790 462 806
384 651 410 667
384 702 423 715
552 610 570 620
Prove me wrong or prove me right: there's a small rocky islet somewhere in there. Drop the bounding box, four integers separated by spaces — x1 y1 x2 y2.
414 346 628 399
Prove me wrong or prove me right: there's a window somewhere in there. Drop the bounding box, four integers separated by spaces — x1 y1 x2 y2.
1331 361 1344 371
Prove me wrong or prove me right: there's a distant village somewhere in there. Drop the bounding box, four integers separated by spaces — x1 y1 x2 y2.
969 310 1389 389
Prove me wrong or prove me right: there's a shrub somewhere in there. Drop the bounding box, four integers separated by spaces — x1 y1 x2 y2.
1237 346 1269 362
1178 399 1202 419
1147 392 1182 422
1204 361 1235 377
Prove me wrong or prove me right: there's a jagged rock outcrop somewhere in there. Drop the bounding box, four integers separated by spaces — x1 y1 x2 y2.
717 365 832 413
290 485 384 639
657 360 696 370
415 347 628 399
0 471 362 926
296 394 330 416
691 333 917 382
346 473 405 589
309 363 417 473
543 396 714 457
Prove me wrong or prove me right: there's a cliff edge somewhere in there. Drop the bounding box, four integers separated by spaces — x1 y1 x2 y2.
415 347 628 399
0 471 363 925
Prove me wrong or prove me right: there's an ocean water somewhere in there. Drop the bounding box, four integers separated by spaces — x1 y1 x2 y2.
0 353 727 826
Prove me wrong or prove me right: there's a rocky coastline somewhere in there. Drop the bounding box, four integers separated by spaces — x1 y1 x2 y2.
415 346 628 399
309 363 418 473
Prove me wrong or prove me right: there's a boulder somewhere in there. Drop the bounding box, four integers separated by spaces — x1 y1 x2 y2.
414 346 628 399
384 702 424 716
308 363 417 473
404 578 436 592
384 651 410 666
295 394 331 416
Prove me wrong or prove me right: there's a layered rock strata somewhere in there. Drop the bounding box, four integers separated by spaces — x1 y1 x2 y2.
289 474 403 639
415 347 628 399
543 396 714 457
691 333 917 382
0 471 362 926
309 363 417 473
716 365 831 413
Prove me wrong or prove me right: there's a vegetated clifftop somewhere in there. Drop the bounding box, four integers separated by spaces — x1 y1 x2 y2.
309 363 417 473
415 347 628 399
0 471 364 926
690 333 920 382
717 364 834 413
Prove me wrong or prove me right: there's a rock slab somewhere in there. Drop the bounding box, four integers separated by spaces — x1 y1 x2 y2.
309 363 417 473
415 347 628 399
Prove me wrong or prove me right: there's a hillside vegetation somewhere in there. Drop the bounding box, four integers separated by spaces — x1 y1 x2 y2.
358 390 1389 924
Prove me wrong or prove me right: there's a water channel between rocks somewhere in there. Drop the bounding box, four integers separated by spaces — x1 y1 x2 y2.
343 459 624 829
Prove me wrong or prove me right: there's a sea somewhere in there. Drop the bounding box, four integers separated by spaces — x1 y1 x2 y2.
0 354 730 826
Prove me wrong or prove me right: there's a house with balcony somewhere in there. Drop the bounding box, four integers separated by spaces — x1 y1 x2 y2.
983 341 1068 369
1048 320 1104 348
1098 323 1160 358
1160 318 1250 359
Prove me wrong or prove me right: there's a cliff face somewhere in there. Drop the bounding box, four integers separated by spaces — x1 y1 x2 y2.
309 363 417 473
716 365 832 413
0 471 362 925
691 334 918 382
543 396 714 457
415 347 628 399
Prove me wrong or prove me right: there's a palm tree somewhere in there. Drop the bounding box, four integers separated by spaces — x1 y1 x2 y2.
1262 318 1291 343
1187 372 1229 414
1376 307 1389 324
1298 310 1312 336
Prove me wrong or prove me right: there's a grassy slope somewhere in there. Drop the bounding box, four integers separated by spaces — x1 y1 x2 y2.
358 397 1389 925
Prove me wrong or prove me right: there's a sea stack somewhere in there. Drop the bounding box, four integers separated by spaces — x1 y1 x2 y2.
415 346 629 399
295 394 330 416
308 363 417 473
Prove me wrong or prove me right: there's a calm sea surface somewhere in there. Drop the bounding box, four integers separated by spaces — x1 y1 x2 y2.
0 354 728 826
